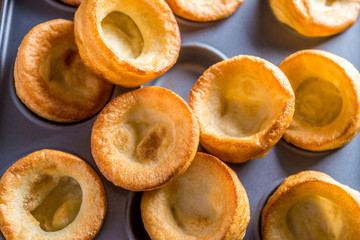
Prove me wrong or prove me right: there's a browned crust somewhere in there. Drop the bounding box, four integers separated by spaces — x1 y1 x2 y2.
14 19 114 123
261 170 360 239
189 55 295 163
280 49 360 151
60 0 82 7
0 149 107 240
269 0 360 37
91 86 199 191
165 0 244 22
74 0 180 87
141 152 250 239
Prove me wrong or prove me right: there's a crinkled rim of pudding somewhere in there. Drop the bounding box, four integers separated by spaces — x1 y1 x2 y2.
165 0 245 22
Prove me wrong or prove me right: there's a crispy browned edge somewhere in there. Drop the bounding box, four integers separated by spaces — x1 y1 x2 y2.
60 0 82 7
165 0 245 22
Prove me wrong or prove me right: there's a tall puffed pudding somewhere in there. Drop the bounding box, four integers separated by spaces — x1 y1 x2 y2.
189 55 295 163
280 49 360 151
74 0 181 87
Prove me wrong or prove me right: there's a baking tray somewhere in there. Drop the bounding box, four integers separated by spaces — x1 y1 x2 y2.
1 0 360 239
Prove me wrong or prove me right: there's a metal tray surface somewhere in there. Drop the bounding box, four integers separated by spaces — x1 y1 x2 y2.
1 0 360 239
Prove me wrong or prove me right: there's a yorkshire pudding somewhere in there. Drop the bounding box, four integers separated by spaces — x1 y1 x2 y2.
262 170 360 240
14 19 113 123
74 0 180 87
0 149 106 240
91 86 199 191
165 0 244 22
269 0 360 37
189 55 295 163
280 49 360 151
60 0 82 7
141 152 250 239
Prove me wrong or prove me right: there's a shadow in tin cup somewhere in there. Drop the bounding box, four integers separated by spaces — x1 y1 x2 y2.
143 42 227 103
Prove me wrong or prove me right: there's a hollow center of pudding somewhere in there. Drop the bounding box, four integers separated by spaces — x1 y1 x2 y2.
25 175 82 232
40 43 98 101
286 195 343 240
168 161 222 236
101 11 144 59
116 108 175 166
211 76 272 138
295 78 342 127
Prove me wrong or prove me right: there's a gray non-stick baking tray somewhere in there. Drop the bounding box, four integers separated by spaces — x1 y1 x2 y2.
1 0 360 239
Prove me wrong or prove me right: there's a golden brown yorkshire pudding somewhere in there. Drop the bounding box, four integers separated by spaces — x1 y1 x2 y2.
60 0 82 7
269 0 360 37
141 152 250 240
0 149 106 240
165 0 244 22
14 19 113 123
74 0 180 87
91 86 199 191
280 49 360 151
262 170 360 240
189 55 295 163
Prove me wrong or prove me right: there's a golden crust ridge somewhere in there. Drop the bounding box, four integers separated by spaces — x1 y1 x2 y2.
165 0 245 22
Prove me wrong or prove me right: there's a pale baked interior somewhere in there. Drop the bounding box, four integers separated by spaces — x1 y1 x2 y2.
310 0 343 9
286 195 343 240
101 11 144 59
294 78 342 127
25 174 82 232
38 41 103 103
167 159 223 235
116 108 175 167
209 75 273 138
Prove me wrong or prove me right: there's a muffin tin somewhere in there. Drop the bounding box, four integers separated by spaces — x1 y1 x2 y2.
1 0 360 239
